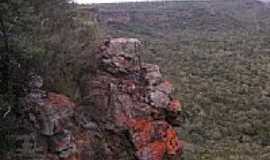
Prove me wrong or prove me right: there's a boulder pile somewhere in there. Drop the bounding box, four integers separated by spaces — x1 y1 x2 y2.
23 38 183 160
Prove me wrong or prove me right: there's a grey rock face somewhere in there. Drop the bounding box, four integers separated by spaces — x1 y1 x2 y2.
108 38 142 57
149 90 170 109
143 64 162 86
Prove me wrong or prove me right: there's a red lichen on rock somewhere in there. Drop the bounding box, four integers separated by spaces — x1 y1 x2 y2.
115 113 134 129
131 119 154 148
164 80 172 85
136 141 166 160
165 128 183 155
48 92 75 108
129 119 183 160
25 38 184 160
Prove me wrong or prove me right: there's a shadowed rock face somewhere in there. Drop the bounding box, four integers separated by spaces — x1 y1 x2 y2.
23 38 183 160
24 80 77 159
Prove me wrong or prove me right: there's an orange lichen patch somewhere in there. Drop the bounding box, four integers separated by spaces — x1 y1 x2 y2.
131 119 154 148
136 141 166 160
48 92 75 108
129 119 183 159
168 100 182 112
165 128 183 155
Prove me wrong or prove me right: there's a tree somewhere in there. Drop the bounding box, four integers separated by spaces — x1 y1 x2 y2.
0 0 100 156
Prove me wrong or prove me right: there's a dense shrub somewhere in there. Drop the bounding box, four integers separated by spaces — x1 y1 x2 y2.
0 0 100 156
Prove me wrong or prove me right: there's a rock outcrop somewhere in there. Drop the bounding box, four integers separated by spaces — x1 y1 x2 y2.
23 38 183 160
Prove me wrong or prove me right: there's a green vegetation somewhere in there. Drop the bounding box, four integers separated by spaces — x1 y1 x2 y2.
1 0 270 159
95 0 270 159
0 0 100 157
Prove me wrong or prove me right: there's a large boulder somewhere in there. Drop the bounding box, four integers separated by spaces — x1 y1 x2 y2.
81 38 184 160
23 38 184 160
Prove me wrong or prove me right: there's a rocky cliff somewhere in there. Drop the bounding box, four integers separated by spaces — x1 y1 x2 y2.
19 38 183 160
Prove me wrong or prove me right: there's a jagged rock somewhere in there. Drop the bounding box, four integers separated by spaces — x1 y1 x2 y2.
25 92 75 136
81 38 183 159
98 38 142 74
75 109 98 130
129 119 182 160
49 130 76 158
136 141 166 160
23 37 183 160
148 90 170 109
101 55 133 74
146 80 176 110
29 74 43 89
142 64 162 86
108 38 142 57
168 99 182 112
155 81 174 95
24 77 78 159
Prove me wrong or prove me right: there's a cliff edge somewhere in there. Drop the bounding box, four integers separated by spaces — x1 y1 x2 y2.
22 38 184 160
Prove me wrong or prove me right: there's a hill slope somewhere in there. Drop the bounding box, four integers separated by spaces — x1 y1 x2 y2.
88 0 270 160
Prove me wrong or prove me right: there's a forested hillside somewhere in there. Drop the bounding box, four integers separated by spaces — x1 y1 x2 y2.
93 0 270 159
1 0 270 159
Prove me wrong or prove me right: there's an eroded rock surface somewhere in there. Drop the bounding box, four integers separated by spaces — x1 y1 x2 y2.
23 38 183 160
81 38 183 160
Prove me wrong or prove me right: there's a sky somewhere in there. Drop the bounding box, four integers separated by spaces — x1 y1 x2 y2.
74 0 270 4
74 0 154 3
